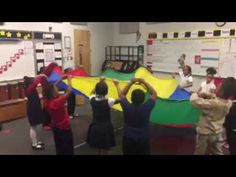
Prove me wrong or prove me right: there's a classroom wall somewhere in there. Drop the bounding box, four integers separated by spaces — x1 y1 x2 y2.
89 22 114 75
0 22 114 77
112 22 236 91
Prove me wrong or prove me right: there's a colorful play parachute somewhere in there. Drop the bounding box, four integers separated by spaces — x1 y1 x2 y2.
49 66 201 127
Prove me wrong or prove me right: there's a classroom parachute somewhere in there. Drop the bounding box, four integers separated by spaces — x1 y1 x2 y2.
49 66 201 128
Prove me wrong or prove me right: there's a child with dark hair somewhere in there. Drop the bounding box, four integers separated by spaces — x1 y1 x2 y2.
190 77 235 155
43 75 74 155
173 65 193 92
39 66 45 75
224 79 236 154
24 76 46 150
198 67 217 95
114 78 157 155
26 69 52 131
87 77 120 155
40 63 59 130
38 66 53 131
64 67 76 119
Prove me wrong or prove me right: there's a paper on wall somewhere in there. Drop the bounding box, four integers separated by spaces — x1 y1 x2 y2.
43 44 54 50
35 42 44 50
36 52 44 60
44 49 55 62
55 51 62 58
54 43 62 50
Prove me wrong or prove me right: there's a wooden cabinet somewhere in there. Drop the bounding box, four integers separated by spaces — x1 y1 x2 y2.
0 99 27 122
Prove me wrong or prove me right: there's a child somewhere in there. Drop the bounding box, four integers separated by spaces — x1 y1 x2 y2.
198 67 217 95
43 75 74 155
113 78 157 155
30 63 58 127
39 66 52 131
27 68 52 131
87 77 120 155
24 76 45 150
38 66 52 130
64 67 76 119
173 65 193 92
224 81 236 155
190 77 235 155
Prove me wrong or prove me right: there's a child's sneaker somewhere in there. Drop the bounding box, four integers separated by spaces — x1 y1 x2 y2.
32 144 44 150
37 141 45 146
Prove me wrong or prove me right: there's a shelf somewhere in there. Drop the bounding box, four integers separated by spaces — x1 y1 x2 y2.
105 46 144 62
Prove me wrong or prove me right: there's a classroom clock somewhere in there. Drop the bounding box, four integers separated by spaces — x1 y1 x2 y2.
215 22 226 27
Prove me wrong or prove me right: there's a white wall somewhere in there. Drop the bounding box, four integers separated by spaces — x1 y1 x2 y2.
89 22 114 75
112 22 236 91
0 22 114 77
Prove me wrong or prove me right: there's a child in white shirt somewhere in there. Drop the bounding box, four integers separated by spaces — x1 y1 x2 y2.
198 67 216 95
173 65 193 92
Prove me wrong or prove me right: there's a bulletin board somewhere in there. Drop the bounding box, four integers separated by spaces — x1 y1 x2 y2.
146 28 236 78
33 31 63 74
0 30 63 82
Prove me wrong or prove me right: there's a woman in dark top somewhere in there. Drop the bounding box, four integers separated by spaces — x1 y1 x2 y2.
87 77 120 155
114 78 157 155
24 76 45 150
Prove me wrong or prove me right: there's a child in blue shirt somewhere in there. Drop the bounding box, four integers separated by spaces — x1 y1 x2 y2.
113 78 157 155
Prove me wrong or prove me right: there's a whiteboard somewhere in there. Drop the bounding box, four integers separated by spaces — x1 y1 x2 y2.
146 38 236 77
219 53 236 78
0 40 35 81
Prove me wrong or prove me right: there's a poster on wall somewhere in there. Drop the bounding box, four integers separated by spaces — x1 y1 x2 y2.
64 36 71 49
44 49 55 62
36 52 44 60
55 51 62 58
194 55 201 64
55 43 62 50
35 42 44 50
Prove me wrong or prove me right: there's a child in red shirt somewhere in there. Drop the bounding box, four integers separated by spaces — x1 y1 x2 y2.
44 75 74 155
